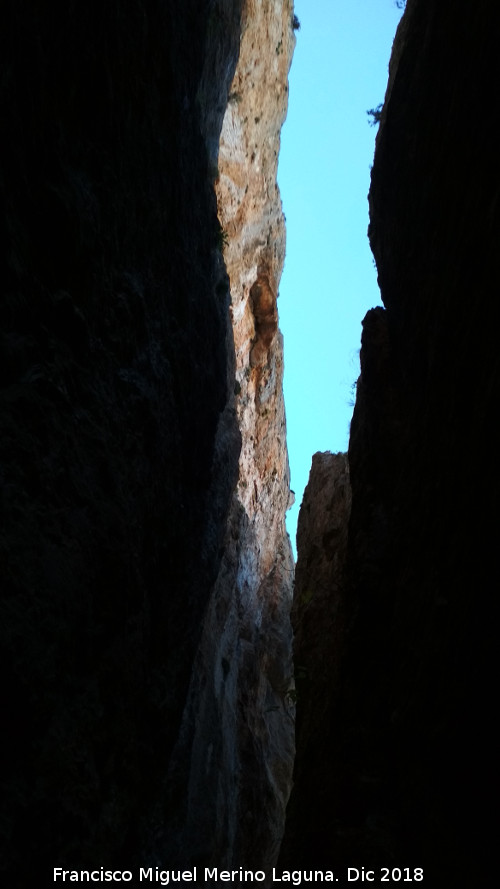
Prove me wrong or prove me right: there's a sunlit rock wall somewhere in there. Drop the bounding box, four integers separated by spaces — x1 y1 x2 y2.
218 0 295 562
161 1 297 874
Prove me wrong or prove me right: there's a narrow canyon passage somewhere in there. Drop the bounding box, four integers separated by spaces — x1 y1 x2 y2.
1 0 496 883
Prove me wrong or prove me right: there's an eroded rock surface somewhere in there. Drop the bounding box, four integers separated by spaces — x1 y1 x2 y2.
162 0 297 872
0 0 258 878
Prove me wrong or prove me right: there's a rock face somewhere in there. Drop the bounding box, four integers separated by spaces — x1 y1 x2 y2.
161 0 296 872
217 0 294 566
280 453 351 866
281 0 497 878
0 0 294 879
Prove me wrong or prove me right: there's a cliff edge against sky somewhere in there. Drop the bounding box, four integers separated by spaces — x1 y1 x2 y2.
281 0 497 879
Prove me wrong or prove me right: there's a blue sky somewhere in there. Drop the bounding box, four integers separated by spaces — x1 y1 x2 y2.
278 0 404 554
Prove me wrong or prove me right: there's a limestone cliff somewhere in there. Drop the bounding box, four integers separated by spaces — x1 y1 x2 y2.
159 1 296 872
0 0 295 879
281 0 497 878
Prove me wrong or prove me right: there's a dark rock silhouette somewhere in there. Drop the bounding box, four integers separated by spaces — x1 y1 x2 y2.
281 0 497 880
0 0 243 877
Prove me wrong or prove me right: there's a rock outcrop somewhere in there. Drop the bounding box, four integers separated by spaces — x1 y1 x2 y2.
160 1 296 872
0 0 295 879
281 0 497 879
280 453 351 867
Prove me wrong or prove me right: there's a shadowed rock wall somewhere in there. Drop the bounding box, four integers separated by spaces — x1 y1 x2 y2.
0 0 244 877
281 0 498 879
280 452 351 865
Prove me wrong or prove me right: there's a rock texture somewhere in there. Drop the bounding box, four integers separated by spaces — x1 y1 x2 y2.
281 453 351 865
217 0 294 561
0 0 292 879
159 1 297 873
1 0 297 879
281 0 498 879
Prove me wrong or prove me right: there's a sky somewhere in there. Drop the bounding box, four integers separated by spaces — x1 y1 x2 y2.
278 0 404 555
